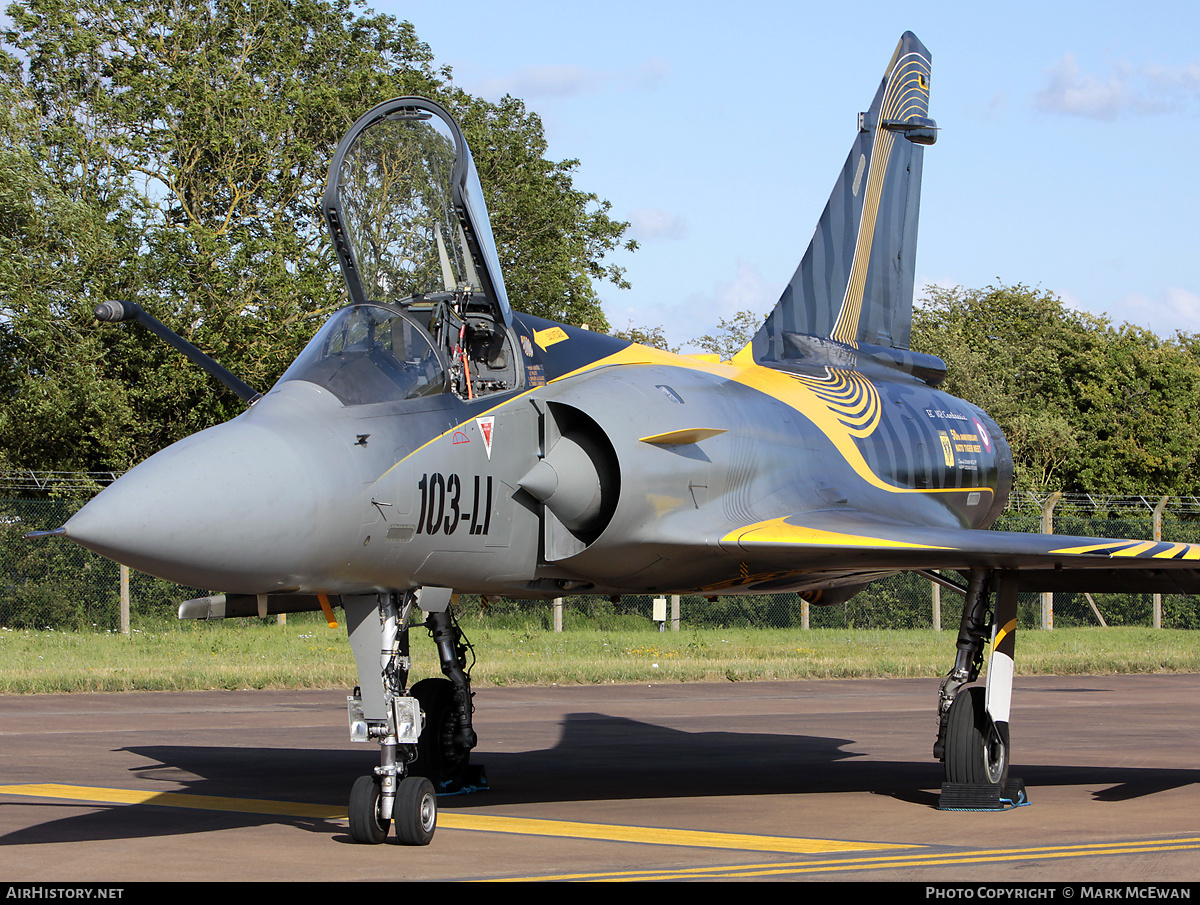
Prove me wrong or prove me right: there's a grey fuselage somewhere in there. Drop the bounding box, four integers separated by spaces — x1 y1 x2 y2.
64 310 1012 601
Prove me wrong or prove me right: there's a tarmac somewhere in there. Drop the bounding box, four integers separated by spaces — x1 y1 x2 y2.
2 674 1199 883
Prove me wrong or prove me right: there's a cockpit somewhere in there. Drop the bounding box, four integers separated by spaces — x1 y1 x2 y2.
278 304 446 406
282 97 521 406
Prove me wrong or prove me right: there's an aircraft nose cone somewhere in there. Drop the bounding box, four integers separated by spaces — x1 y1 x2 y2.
65 416 334 592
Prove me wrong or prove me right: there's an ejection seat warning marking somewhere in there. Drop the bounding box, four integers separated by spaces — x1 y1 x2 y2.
416 473 494 536
534 326 568 350
477 416 495 459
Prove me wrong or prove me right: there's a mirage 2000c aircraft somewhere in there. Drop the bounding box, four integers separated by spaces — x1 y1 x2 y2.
32 32 1200 843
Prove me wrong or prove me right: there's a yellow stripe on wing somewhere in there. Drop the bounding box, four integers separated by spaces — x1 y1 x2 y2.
1049 539 1200 559
724 516 950 550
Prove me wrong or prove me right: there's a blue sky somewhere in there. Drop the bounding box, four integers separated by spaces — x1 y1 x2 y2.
380 0 1200 350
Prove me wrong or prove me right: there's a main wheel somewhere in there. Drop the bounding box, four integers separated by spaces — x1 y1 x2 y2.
944 685 1009 787
348 774 389 844
410 677 472 788
392 775 437 845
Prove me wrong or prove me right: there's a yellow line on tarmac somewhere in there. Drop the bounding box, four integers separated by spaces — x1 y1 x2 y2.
433 812 916 854
0 783 346 821
0 783 915 855
516 837 1200 881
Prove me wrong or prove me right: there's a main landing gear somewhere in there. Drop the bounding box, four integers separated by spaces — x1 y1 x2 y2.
343 588 481 844
933 569 1026 810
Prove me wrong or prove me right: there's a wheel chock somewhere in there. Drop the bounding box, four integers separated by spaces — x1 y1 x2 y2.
432 764 489 796
938 778 1028 811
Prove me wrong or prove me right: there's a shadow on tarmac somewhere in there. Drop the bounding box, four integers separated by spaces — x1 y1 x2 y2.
3 711 1196 845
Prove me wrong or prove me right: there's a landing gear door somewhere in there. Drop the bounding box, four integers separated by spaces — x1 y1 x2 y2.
323 97 512 333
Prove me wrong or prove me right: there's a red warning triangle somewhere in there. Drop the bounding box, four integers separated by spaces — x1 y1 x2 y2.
476 416 494 459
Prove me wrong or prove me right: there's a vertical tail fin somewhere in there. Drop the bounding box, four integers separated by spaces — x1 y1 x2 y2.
750 32 934 361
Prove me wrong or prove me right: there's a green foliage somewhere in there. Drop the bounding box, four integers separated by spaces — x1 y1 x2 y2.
0 0 633 471
0 500 109 629
455 92 633 331
609 322 677 352
0 498 209 629
912 284 1200 495
689 309 762 360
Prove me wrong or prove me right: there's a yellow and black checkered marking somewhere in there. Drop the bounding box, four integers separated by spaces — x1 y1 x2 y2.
1049 539 1200 559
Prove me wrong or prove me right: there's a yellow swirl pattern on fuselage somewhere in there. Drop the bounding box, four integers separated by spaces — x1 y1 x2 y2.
541 341 987 505
784 367 881 438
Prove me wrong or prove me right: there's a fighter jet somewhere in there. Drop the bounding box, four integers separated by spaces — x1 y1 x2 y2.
30 32 1200 842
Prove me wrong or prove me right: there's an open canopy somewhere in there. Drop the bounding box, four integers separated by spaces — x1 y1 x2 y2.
322 97 512 331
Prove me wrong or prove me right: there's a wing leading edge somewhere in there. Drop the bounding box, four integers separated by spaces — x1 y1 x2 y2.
721 510 1200 595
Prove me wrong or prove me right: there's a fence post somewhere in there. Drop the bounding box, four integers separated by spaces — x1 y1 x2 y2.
1153 495 1169 629
1040 492 1062 629
553 597 563 632
119 564 130 636
670 594 680 632
931 574 941 631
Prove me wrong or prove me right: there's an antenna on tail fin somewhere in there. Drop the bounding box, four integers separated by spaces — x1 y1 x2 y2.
748 32 935 364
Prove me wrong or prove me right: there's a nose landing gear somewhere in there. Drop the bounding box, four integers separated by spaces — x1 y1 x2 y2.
344 588 481 844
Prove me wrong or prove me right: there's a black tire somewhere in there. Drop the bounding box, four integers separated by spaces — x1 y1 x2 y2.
392 775 437 846
944 685 1009 787
410 677 471 787
348 774 389 844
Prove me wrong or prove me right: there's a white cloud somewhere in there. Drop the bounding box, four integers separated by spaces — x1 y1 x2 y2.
1034 52 1200 119
1035 53 1134 119
1058 287 1090 316
1060 286 1200 336
914 276 965 307
479 64 600 99
476 57 670 101
1108 287 1200 336
634 57 670 90
682 261 777 323
628 208 687 242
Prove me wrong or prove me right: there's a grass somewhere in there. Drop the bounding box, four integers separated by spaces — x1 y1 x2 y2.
1 614 1198 694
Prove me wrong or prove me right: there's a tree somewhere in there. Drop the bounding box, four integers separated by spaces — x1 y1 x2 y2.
0 76 143 472
454 92 634 330
1 0 633 471
609 322 677 353
1071 324 1200 493
911 283 1200 496
690 309 762 360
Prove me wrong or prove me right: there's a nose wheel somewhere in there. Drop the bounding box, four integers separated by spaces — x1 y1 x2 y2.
344 590 474 844
392 775 437 845
348 774 389 845
348 774 438 846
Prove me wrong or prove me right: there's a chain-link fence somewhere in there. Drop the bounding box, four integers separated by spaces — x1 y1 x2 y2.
5 489 1200 632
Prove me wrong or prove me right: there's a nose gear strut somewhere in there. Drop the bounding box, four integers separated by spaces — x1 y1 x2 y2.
344 588 485 845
